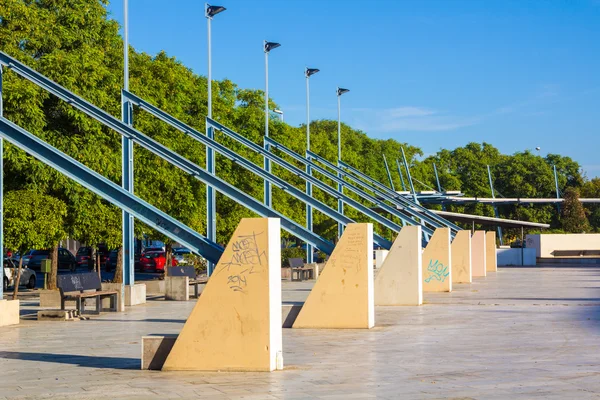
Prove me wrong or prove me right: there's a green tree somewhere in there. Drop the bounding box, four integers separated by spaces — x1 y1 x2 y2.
4 190 66 296
560 187 591 233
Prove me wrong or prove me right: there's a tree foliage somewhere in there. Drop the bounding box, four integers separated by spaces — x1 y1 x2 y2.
560 187 591 233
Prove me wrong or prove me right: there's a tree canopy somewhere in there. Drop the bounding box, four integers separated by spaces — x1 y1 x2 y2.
0 0 596 257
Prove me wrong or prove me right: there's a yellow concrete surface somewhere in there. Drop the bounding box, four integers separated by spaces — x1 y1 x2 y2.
486 231 497 272
422 228 452 292
472 231 486 277
0 300 20 327
293 223 374 329
162 218 282 372
374 226 422 306
451 230 472 284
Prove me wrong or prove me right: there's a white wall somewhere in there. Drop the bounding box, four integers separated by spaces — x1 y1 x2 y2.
497 248 536 266
526 234 600 258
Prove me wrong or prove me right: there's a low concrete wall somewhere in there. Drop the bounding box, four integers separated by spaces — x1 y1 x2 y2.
39 289 62 308
164 276 189 301
0 300 19 326
125 284 146 306
143 280 165 294
497 248 536 266
526 234 600 258
374 250 389 269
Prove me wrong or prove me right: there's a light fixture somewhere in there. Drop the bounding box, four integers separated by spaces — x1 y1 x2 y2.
305 68 320 78
264 41 281 53
206 4 226 18
337 87 350 96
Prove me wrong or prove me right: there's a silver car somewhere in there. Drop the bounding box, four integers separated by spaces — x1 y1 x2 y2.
3 258 37 291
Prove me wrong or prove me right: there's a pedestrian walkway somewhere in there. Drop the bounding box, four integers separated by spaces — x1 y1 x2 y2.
0 264 599 399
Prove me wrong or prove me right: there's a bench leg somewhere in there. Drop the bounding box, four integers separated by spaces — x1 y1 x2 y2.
77 297 83 315
96 295 101 314
61 297 65 311
194 283 199 298
111 294 117 311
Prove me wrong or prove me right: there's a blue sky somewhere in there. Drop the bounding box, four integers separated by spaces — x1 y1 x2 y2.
107 0 600 178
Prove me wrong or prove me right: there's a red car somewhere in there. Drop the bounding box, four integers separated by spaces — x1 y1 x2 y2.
140 251 177 272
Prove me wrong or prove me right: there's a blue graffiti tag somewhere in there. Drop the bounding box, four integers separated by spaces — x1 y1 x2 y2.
424 259 449 283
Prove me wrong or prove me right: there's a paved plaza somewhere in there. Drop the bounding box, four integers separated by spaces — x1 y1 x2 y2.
1 264 599 399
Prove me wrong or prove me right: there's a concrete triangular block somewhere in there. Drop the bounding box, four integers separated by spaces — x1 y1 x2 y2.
162 218 282 371
451 230 472 284
486 231 497 272
472 230 487 277
293 223 374 329
374 226 422 306
422 228 452 292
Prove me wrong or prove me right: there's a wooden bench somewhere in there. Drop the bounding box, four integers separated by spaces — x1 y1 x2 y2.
167 266 207 298
288 258 313 282
58 273 118 315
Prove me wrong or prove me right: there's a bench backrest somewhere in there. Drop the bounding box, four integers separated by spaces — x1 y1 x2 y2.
288 257 304 268
58 272 101 293
168 266 196 279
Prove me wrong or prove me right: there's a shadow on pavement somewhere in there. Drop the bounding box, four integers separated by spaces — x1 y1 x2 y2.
0 351 139 369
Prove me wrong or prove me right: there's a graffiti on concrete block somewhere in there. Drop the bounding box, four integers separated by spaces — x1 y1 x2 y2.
424 259 449 283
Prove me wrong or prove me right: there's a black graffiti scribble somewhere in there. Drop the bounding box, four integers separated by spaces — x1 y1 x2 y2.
215 231 266 292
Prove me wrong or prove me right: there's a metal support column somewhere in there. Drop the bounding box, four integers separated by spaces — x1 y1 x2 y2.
395 158 407 191
433 163 446 210
336 91 344 240
121 0 134 286
382 154 395 190
553 164 561 213
487 165 503 245
264 43 271 208
206 7 216 275
0 64 3 298
400 148 418 204
305 68 318 263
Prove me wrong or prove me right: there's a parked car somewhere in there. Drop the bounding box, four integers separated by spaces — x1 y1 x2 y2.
105 249 119 272
21 248 76 271
173 248 191 265
139 251 178 273
3 257 37 291
76 245 109 269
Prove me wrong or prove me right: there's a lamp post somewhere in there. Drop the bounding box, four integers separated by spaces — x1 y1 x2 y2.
121 0 135 286
336 87 349 239
264 41 280 208
205 3 226 276
305 67 319 263
273 109 284 121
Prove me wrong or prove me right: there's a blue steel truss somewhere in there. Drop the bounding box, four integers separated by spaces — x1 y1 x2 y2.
0 51 334 258
0 117 224 264
121 90 395 249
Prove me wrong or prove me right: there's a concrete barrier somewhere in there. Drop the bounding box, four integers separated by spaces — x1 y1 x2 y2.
472 231 486 277
451 230 472 284
293 223 375 329
497 248 536 266
161 218 283 372
422 228 452 292
486 231 497 272
0 300 19 326
374 226 422 306
164 276 189 301
374 249 389 269
39 289 62 308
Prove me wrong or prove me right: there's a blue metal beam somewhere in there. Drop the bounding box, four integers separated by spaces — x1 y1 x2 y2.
0 52 334 255
382 154 395 191
121 90 392 250
553 164 561 213
487 165 503 245
306 150 462 234
199 117 413 238
0 65 3 298
395 158 407 191
400 148 419 204
0 117 225 264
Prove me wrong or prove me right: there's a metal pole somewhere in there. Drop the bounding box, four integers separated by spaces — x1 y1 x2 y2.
433 163 446 211
487 165 503 245
205 5 216 275
305 70 313 263
382 154 395 190
401 147 418 204
395 158 407 191
337 90 344 239
521 226 524 266
553 164 561 213
121 0 135 286
0 64 3 298
263 43 271 208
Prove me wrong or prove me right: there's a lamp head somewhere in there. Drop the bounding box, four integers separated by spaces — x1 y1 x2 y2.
337 87 350 96
264 41 281 53
206 4 226 18
305 68 320 78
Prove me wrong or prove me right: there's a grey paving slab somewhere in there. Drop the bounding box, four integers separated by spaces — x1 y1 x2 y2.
0 264 599 399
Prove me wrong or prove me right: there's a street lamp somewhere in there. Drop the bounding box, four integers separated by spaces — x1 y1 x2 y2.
273 109 284 121
205 3 226 276
264 40 281 208
305 67 319 263
336 87 349 239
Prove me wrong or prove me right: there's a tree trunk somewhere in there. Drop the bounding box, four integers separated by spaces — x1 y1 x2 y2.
112 247 123 284
12 257 23 300
48 244 59 290
165 242 173 276
96 250 101 280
